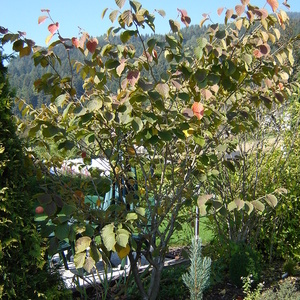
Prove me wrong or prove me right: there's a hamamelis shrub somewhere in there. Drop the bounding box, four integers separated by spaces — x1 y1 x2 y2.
1 0 298 299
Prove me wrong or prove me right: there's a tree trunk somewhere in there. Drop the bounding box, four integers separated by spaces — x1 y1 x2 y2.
147 258 164 300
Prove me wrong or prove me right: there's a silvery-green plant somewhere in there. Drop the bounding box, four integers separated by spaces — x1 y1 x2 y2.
182 238 211 300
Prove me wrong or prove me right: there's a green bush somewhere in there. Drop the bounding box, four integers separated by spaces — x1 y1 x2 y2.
229 243 262 288
0 53 70 299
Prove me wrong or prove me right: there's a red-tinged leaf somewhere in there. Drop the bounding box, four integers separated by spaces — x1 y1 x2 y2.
79 32 89 48
72 37 79 48
25 38 35 47
259 43 270 55
202 13 209 18
116 59 127 76
48 22 59 34
177 8 191 27
240 0 250 4
177 8 188 17
127 70 140 86
45 33 53 45
201 89 212 100
192 102 204 120
253 49 262 58
217 7 224 16
267 0 279 12
38 15 48 24
235 5 245 16
86 38 98 53
226 9 234 20
0 26 8 34
152 49 158 59
156 83 169 98
41 8 50 13
17 31 26 37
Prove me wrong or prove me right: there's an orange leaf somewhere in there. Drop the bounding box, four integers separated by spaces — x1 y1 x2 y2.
217 7 224 16
38 15 48 24
267 0 279 12
240 0 250 4
48 22 59 34
192 102 204 120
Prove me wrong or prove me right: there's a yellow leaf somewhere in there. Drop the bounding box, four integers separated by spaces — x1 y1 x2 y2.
117 244 130 259
183 128 194 137
45 33 53 45
235 19 243 31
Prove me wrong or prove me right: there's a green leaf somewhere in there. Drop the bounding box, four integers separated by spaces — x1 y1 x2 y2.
197 37 208 49
252 200 265 212
244 201 254 215
132 117 143 132
37 193 52 205
215 30 226 39
13 39 24 52
228 201 237 211
101 223 116 251
194 69 207 83
120 30 137 43
115 0 126 9
75 236 92 253
126 212 138 221
166 34 178 49
265 194 277 208
194 136 205 147
158 130 173 141
55 223 70 241
135 207 145 216
130 1 142 12
169 20 180 33
74 252 86 269
109 10 119 23
101 8 108 19
55 94 67 108
83 256 95 273
60 204 76 216
197 194 213 206
42 125 61 138
155 83 169 98
87 98 102 111
235 199 244 210
90 243 102 263
116 228 130 248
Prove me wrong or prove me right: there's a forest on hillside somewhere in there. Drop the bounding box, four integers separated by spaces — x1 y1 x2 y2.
7 12 300 112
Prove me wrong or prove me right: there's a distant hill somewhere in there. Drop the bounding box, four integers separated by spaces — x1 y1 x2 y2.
7 13 300 113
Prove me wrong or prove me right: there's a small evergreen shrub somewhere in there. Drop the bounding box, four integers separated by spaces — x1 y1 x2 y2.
229 243 262 287
182 238 211 300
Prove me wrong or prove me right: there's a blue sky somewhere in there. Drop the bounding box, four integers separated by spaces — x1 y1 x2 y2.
1 0 300 49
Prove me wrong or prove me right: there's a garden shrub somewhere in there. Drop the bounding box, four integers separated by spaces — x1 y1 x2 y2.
0 53 70 299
